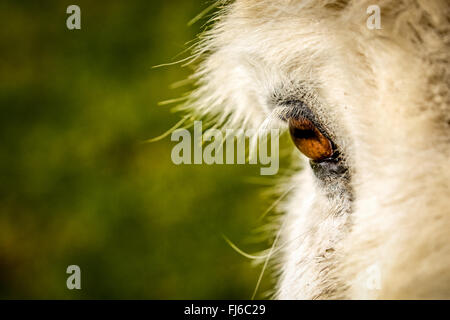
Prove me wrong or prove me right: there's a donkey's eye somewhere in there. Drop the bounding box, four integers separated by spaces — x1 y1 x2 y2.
288 117 334 162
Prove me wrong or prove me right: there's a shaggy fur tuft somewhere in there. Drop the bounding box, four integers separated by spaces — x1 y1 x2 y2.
178 0 450 299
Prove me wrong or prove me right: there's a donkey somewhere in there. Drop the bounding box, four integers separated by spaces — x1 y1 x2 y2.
179 0 450 299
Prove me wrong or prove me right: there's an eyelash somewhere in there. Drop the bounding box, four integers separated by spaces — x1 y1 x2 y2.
288 116 335 162
271 101 338 162
265 98 350 184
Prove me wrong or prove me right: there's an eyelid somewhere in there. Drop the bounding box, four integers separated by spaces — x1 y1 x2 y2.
276 100 331 140
278 99 343 163
289 117 335 161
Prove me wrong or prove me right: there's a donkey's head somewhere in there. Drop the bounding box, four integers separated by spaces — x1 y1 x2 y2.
183 0 450 299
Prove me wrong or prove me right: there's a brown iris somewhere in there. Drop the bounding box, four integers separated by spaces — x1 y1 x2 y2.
288 117 333 162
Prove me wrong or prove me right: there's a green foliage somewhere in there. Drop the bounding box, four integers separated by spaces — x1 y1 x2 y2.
0 0 273 299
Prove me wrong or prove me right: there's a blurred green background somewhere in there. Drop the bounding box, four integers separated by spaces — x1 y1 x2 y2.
0 0 277 299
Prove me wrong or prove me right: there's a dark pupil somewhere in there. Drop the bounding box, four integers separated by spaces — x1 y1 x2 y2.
291 127 317 140
288 117 334 161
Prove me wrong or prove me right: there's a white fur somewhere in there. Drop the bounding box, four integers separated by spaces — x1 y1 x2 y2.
181 0 450 299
